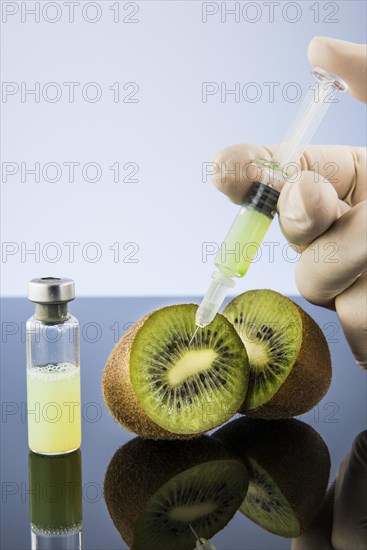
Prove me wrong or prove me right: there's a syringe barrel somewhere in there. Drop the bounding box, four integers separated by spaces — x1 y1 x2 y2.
196 271 235 327
215 182 280 279
262 67 347 190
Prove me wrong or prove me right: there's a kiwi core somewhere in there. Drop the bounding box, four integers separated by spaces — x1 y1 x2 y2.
244 341 269 369
168 349 218 385
168 501 218 522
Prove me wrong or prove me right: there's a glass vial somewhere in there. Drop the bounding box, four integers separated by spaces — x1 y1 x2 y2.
26 277 81 455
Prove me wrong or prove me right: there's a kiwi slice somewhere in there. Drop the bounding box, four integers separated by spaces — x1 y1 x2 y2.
214 417 330 537
102 304 249 438
104 436 249 550
223 289 331 418
241 456 299 536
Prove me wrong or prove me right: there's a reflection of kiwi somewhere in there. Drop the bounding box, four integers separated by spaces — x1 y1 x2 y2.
223 290 331 418
102 304 249 438
214 418 330 537
104 436 249 550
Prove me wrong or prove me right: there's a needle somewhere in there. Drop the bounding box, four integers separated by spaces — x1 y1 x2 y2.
189 326 200 346
189 524 217 550
189 524 199 538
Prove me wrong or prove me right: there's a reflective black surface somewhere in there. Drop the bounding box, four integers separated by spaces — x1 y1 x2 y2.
1 297 366 549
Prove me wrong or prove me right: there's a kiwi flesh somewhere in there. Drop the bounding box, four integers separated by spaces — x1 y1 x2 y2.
242 456 299 536
214 417 331 537
104 435 249 550
102 304 249 439
223 289 331 418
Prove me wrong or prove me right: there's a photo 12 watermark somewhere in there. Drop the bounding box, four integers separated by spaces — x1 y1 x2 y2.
1 81 140 103
1 1 140 24
1 479 102 504
201 1 340 24
1 241 141 264
201 159 340 185
201 239 340 266
2 318 136 345
201 79 340 104
2 161 140 184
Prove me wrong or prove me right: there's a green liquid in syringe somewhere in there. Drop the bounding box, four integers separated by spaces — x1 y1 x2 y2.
215 205 273 278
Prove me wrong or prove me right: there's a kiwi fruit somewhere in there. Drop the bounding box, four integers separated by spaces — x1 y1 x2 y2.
104 435 249 550
102 304 249 439
214 417 330 537
223 289 331 418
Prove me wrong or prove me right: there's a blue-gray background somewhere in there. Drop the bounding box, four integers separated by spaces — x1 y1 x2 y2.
1 0 366 296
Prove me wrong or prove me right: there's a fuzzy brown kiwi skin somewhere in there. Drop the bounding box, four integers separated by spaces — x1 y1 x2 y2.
214 417 331 535
104 436 248 549
102 312 190 440
244 303 332 419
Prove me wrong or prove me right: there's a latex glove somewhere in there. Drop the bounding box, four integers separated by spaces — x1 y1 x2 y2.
291 431 367 550
211 37 367 366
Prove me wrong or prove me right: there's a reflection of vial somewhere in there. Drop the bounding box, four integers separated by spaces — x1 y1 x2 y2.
26 278 81 455
29 450 82 549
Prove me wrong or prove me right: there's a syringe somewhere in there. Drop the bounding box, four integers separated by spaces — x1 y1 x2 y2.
191 67 347 342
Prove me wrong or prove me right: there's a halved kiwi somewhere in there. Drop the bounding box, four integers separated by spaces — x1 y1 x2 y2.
104 436 249 550
102 304 249 439
223 290 331 418
214 417 330 537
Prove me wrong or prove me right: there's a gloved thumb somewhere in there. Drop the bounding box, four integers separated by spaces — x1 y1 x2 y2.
308 36 367 103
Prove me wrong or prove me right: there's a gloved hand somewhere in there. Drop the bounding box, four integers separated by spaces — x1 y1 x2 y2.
291 430 367 550
211 37 367 366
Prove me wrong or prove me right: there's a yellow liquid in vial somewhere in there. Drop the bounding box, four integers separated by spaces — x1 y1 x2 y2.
27 362 81 455
215 206 273 278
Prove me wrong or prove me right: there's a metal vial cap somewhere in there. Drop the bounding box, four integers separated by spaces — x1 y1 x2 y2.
28 277 75 304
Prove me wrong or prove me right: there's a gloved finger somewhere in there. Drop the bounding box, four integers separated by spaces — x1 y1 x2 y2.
334 272 367 367
331 431 367 549
291 483 335 550
211 143 272 204
295 201 367 305
308 36 367 103
278 171 350 250
212 144 366 206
